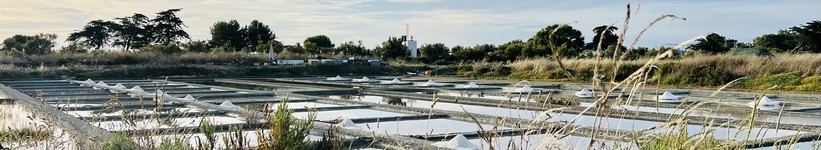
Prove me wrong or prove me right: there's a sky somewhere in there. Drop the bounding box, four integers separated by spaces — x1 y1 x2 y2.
0 0 818 49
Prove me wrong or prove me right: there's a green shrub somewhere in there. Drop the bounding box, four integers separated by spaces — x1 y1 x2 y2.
795 76 821 92
140 43 183 54
103 133 137 150
737 73 801 90
660 65 738 86
159 139 192 150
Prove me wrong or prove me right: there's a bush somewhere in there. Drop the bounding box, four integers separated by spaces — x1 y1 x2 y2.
103 133 137 150
796 76 821 92
140 43 183 54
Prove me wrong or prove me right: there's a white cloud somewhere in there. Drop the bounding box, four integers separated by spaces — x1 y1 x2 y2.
0 0 818 50
388 0 444 4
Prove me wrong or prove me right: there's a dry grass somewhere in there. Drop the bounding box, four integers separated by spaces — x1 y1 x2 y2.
509 54 821 77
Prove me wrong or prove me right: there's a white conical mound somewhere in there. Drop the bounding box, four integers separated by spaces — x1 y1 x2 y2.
432 134 479 150
127 86 144 94
327 75 347 81
353 76 370 82
747 96 782 110
516 85 533 93
656 91 683 103
183 95 196 101
79 79 95 86
109 83 127 93
421 79 439 86
154 90 166 99
93 81 109 90
129 86 144 92
464 82 479 88
335 119 361 129
575 88 594 98
220 100 238 107
389 78 402 84
113 83 126 89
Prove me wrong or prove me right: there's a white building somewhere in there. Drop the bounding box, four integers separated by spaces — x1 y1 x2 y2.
402 24 418 58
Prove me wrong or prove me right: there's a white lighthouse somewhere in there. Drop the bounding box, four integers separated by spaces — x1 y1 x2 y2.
402 24 418 58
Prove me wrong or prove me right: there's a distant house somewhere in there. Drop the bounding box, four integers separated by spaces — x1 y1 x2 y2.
307 59 321 65
368 60 382 67
321 59 344 65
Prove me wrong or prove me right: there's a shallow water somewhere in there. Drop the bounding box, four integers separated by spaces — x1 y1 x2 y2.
356 118 507 135
193 81 288 91
327 95 800 140
751 140 821 150
134 130 323 149
458 134 634 150
292 109 413 121
64 108 202 118
93 116 245 131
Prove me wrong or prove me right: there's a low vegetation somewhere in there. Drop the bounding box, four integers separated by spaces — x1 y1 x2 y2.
445 53 821 92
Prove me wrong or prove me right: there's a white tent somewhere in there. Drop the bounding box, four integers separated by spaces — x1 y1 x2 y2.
268 43 277 64
575 88 594 98
747 96 782 110
656 91 683 103
463 82 479 88
432 134 479 150
326 75 348 81
516 85 533 93
220 100 238 107
421 79 440 86
388 78 402 84
353 76 370 82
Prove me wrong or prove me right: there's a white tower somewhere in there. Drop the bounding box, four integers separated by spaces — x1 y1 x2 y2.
403 24 418 58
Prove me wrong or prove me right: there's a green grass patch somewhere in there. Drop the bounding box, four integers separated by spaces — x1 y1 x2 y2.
102 132 138 150
734 73 821 92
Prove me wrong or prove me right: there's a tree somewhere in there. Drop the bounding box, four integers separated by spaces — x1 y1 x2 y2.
453 44 495 61
67 20 115 49
790 20 821 53
285 43 305 54
140 43 182 54
59 42 89 54
499 40 525 60
1 33 57 55
586 25 619 50
374 37 408 60
336 41 369 56
182 40 209 52
687 33 737 54
110 13 152 51
753 30 799 52
243 20 275 52
304 35 334 54
209 20 244 51
418 43 449 62
527 24 585 58
151 8 189 44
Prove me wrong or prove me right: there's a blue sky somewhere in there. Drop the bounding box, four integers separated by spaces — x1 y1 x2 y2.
0 0 818 49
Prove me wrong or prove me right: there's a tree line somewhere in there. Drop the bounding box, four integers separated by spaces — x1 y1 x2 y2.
1 8 819 64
